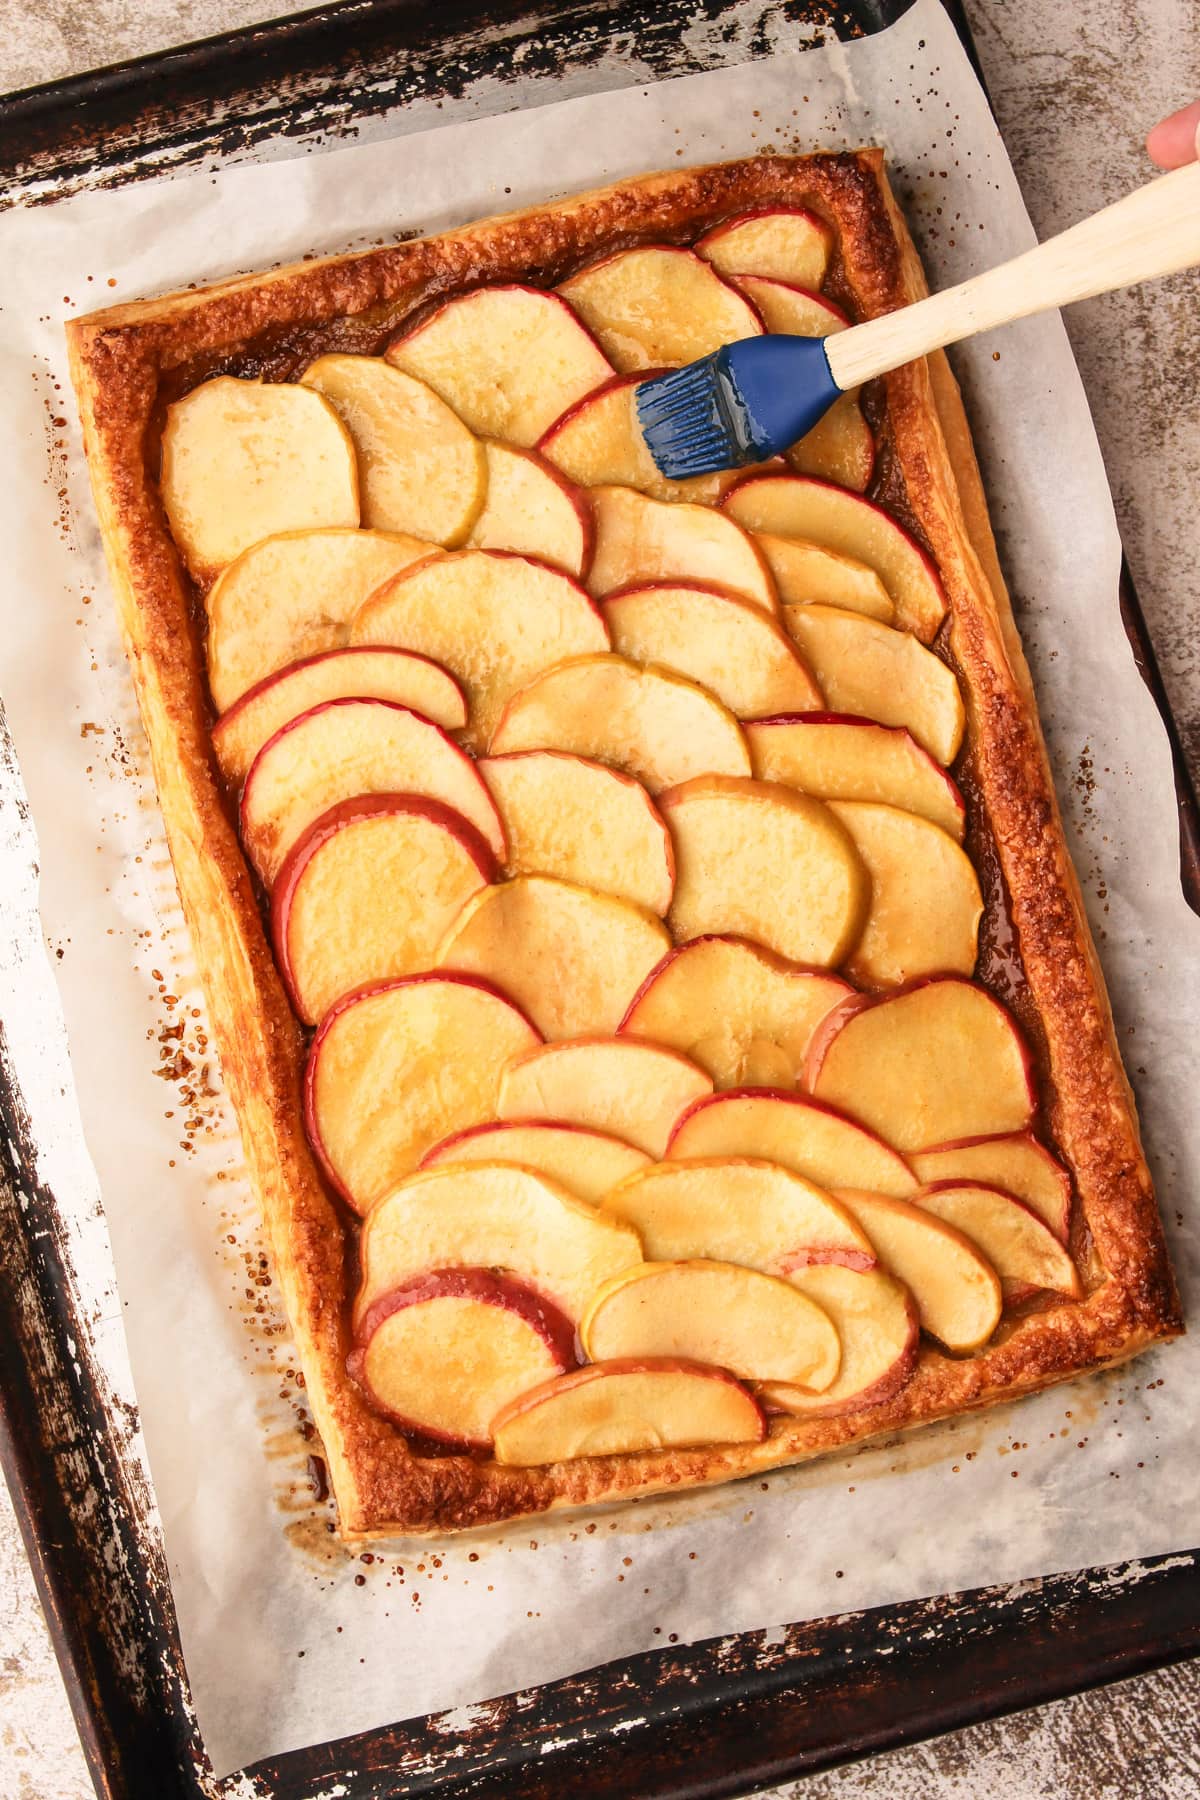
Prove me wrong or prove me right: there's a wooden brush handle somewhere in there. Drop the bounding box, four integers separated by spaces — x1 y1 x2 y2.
826 160 1200 391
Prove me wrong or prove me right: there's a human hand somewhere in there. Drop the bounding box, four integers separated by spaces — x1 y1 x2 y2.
1146 99 1200 168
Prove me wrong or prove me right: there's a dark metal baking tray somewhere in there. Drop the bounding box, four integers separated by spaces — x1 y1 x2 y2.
0 3 1196 1797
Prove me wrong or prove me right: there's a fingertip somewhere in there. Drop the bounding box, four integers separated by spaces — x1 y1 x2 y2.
1146 99 1200 169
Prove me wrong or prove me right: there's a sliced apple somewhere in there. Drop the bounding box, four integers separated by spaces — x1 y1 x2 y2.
603 1157 873 1272
695 207 833 289
354 1162 642 1330
489 654 751 792
581 1260 840 1391
729 278 846 336
538 371 752 505
724 476 946 641
825 801 982 989
499 1037 712 1158
667 1089 919 1199
160 375 359 584
386 284 614 447
659 776 868 969
835 1190 1001 1353
421 1119 650 1201
762 1264 918 1417
587 485 777 612
240 697 504 885
479 750 674 916
753 534 894 621
493 1357 765 1463
916 1183 1082 1301
212 646 467 786
205 528 435 713
603 584 821 718
910 1133 1072 1242
348 1268 574 1448
807 978 1037 1152
746 714 965 842
466 440 592 577
558 246 762 373
619 935 851 1089
350 549 608 750
299 354 485 545
271 794 495 1026
305 973 540 1213
782 608 964 766
436 874 670 1041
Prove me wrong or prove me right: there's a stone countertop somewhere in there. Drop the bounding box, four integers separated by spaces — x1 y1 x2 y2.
1 2 1198 1796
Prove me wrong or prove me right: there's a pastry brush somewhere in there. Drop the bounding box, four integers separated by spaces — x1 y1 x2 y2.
636 161 1200 479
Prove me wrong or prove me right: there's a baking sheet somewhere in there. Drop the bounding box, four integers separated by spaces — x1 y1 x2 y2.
0 0 1196 1779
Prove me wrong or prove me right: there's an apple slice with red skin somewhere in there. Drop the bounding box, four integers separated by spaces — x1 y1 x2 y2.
762 1264 918 1418
353 1163 642 1333
724 476 947 642
834 1189 1001 1353
466 441 593 577
436 874 671 1041
240 697 504 885
915 1182 1082 1302
349 1268 576 1449
350 549 609 751
805 977 1037 1153
492 1357 766 1464
420 1119 650 1201
479 751 674 916
751 534 894 621
271 794 495 1026
910 1133 1072 1242
746 714 965 842
558 246 763 373
619 935 852 1089
667 1088 919 1198
586 484 777 613
695 207 833 289
781 608 965 766
305 973 540 1214
581 1260 841 1391
213 646 467 787
499 1037 712 1158
603 583 821 718
386 284 614 447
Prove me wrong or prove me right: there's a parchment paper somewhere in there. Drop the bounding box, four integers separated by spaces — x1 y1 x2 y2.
0 0 1196 1778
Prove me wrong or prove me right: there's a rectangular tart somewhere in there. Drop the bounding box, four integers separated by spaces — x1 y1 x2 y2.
67 151 1182 1537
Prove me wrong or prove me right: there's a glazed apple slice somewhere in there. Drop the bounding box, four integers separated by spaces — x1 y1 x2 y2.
240 697 504 885
306 973 540 1213
729 278 846 336
826 801 983 989
603 584 821 718
667 1089 919 1198
479 751 674 916
619 935 852 1089
466 441 592 577
271 794 495 1025
752 534 894 621
835 1190 1001 1353
602 1157 873 1272
806 978 1037 1152
299 354 486 545
436 874 670 1040
386 284 614 446
538 371 752 505
354 1163 642 1331
782 608 965 766
213 647 467 786
499 1038 712 1158
695 207 833 288
421 1120 651 1202
910 1133 1072 1242
746 714 965 842
581 1260 840 1391
206 528 436 713
660 776 868 968
762 1264 918 1417
160 376 360 584
489 654 751 792
349 1268 575 1448
558 246 763 372
916 1182 1082 1301
492 1357 766 1464
724 476 946 641
350 549 609 750
586 485 777 612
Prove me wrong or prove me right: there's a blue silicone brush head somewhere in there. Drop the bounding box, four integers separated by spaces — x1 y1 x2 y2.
635 333 844 480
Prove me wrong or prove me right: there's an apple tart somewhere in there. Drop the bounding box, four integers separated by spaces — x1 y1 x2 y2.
67 152 1181 1536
